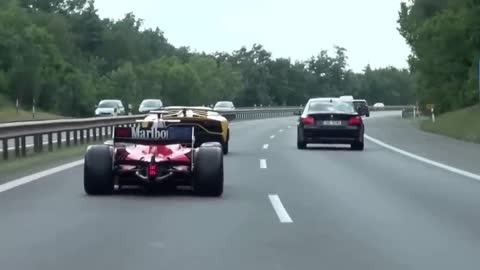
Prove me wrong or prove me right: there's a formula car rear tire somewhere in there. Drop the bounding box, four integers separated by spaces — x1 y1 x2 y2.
193 145 224 196
84 145 114 195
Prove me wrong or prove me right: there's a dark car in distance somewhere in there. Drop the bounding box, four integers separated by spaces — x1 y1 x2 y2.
297 98 364 150
138 99 164 113
353 99 369 117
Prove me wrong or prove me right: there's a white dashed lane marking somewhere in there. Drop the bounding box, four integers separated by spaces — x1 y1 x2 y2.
270 135 275 139
263 144 269 149
260 159 267 169
269 194 293 223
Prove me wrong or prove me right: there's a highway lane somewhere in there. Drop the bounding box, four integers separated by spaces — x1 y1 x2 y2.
265 120 480 269
365 114 480 175
1 115 480 269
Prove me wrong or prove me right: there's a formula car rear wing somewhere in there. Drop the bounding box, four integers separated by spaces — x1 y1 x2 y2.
113 124 195 146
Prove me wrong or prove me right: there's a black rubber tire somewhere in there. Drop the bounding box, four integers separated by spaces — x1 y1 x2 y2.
351 140 364 151
84 145 114 195
297 129 306 149
222 141 229 155
297 140 306 149
222 128 229 155
193 145 224 196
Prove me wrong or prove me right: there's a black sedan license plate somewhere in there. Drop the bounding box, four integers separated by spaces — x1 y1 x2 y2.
322 120 342 126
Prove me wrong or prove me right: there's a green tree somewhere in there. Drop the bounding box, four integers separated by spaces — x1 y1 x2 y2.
398 0 479 112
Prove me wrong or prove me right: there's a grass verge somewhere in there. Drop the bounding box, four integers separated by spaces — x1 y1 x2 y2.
420 104 480 144
0 108 65 122
0 144 89 185
0 95 65 122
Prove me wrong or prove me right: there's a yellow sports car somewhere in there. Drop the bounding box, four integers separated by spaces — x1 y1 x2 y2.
147 106 230 154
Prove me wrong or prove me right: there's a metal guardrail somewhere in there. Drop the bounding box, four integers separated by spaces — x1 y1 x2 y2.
369 106 416 111
0 105 414 160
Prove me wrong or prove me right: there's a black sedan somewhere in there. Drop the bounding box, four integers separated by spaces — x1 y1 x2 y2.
297 98 364 150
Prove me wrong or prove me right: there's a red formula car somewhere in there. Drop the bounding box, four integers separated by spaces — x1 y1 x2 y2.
83 111 224 196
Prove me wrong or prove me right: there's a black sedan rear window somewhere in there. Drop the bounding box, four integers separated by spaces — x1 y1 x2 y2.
308 101 355 113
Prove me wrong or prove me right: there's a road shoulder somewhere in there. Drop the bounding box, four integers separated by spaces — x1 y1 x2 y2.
0 145 87 185
365 115 480 176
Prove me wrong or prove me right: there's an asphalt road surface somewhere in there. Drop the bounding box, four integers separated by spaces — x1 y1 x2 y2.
1 113 480 270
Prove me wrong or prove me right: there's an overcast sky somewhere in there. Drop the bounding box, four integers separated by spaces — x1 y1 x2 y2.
94 0 411 72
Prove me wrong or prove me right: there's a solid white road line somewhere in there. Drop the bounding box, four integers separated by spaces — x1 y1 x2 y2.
263 144 269 149
260 159 267 169
270 135 276 139
0 160 84 193
268 194 293 223
365 134 480 181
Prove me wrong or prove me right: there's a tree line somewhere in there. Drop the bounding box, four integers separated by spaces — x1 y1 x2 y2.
399 0 480 113
0 0 415 117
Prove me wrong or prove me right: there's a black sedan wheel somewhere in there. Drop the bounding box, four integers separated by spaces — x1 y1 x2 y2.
351 140 364 151
297 129 306 149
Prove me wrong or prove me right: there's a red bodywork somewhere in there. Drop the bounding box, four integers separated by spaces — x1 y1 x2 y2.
115 143 193 174
112 115 198 183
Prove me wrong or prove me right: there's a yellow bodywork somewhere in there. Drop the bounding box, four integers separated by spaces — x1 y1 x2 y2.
141 106 229 143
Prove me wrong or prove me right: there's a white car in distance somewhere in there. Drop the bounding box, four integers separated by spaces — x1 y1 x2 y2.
95 99 125 116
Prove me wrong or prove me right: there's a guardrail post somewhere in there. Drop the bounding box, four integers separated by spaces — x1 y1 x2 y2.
86 129 90 142
2 139 8 160
38 135 43 153
21 136 26 157
74 130 78 145
66 131 71 147
57 132 62 149
33 135 39 153
99 127 104 141
32 136 37 153
80 130 84 144
14 137 20 158
93 128 97 141
48 133 53 152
